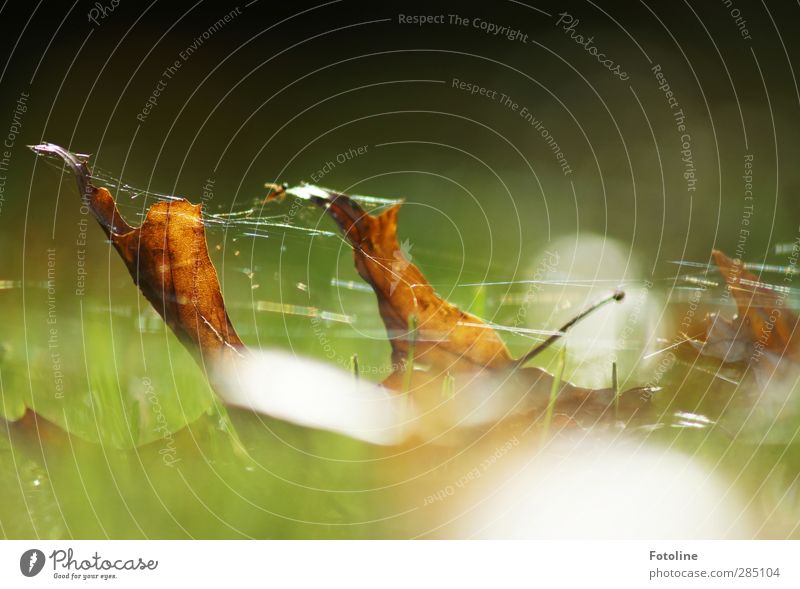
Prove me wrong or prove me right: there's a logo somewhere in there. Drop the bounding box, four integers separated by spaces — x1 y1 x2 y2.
20 549 45 577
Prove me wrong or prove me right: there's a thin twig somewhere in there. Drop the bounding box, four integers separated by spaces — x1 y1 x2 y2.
514 289 625 368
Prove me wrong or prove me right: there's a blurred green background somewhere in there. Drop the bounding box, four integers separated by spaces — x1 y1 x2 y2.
2 0 800 538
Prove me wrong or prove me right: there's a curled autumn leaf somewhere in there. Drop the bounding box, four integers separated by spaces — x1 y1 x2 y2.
34 144 411 445
713 249 800 361
33 143 244 367
691 249 800 373
35 144 650 445
306 187 653 424
305 187 512 374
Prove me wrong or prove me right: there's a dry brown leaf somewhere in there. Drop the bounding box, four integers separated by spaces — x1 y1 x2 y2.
309 190 513 374
712 249 800 360
38 143 649 440
687 249 800 375
41 144 244 366
310 189 652 421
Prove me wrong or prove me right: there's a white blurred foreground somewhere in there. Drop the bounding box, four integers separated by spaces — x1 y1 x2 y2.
459 435 755 539
215 351 753 538
214 350 411 445
214 349 590 445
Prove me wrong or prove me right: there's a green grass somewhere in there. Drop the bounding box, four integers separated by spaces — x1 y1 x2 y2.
3 288 799 539
0 286 402 538
541 345 566 439
2 192 800 539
